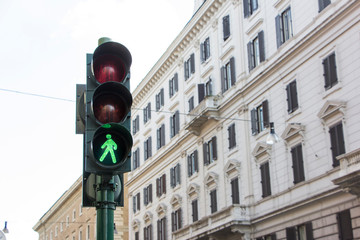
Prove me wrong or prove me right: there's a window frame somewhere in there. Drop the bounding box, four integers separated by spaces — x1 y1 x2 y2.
275 7 293 48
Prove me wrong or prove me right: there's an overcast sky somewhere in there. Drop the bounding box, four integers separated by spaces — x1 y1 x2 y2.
0 0 194 239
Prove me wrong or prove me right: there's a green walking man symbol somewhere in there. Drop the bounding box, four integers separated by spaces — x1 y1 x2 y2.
99 134 118 163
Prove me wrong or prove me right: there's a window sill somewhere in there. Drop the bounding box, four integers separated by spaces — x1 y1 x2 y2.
322 81 342 99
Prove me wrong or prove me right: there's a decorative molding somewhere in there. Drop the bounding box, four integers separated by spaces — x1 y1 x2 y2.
317 100 346 124
281 123 305 142
225 159 241 178
156 203 167 218
205 172 219 189
187 183 200 199
252 142 271 164
143 212 153 225
170 194 182 209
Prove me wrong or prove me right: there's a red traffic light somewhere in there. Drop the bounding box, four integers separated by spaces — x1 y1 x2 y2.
92 82 132 124
92 41 132 84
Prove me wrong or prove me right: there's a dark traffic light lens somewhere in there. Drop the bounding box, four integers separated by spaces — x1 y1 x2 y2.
93 93 126 124
93 54 126 84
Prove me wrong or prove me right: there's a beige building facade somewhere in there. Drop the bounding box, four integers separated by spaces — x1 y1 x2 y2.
33 175 129 240
127 0 360 239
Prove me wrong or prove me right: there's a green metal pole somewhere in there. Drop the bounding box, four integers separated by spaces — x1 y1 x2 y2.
96 175 116 240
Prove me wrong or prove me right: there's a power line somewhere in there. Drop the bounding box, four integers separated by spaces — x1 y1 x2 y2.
0 88 75 103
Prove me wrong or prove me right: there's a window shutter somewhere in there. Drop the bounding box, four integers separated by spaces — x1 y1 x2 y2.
176 164 181 185
262 100 269 128
157 128 160 150
203 142 209 166
258 30 265 62
206 38 210 59
144 187 147 205
162 174 166 194
322 56 331 89
318 0 325 12
187 155 192 177
291 81 298 112
286 227 296 240
292 144 305 184
247 41 254 72
175 111 180 135
223 15 230 41
243 0 249 18
230 57 236 86
200 43 204 63
149 184 153 203
260 162 271 197
133 196 136 213
171 212 175 232
329 53 338 86
275 15 282 48
212 136 218 160
170 115 174 138
194 150 199 172
337 210 353 240
305 222 314 240
337 123 346 156
149 136 152 158
161 88 164 106
162 124 165 147
169 77 173 98
251 108 258 135
190 53 195 74
156 178 160 197
198 84 205 103
156 94 160 111
221 66 226 93
174 73 178 92
170 167 175 187
286 84 291 113
143 107 147 123
144 141 148 160
137 193 140 211
178 209 182 229
184 60 189 80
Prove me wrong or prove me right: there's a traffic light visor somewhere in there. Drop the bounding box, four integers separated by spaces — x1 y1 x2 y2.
92 41 132 84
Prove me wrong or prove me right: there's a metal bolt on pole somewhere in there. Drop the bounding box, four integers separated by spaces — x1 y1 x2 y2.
96 175 116 240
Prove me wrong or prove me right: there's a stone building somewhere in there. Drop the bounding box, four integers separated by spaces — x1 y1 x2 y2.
33 176 129 240
127 0 360 239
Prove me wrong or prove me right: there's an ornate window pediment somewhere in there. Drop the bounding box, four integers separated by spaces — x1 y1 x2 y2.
170 194 182 209
204 172 218 189
318 101 346 124
143 212 153 226
225 159 241 178
132 219 140 231
156 203 167 218
187 183 200 199
281 124 305 143
252 142 271 163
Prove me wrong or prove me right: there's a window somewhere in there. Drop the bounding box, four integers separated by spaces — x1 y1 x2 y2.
223 15 230 41
66 216 69 227
188 96 194 112
228 123 236 149
231 177 240 204
197 78 213 104
200 37 211 63
286 80 299 113
319 0 331 12
260 162 271 198
203 136 217 165
206 78 213 96
156 174 166 197
192 199 199 222
187 150 199 177
286 222 313 240
79 230 83 240
337 209 353 240
144 103 151 123
170 163 181 188
144 225 153 240
251 100 269 135
157 217 167 240
133 148 140 170
243 0 258 18
157 124 165 149
143 184 153 206
221 57 236 93
275 7 293 48
329 122 345 167
256 234 277 240
133 192 140 213
291 144 305 184
170 111 180 138
169 73 178 98
86 225 90 240
247 31 265 71
322 52 338 90
210 189 218 213
133 115 140 134
156 88 164 111
171 209 182 232
184 53 195 80
135 231 139 240
144 136 152 161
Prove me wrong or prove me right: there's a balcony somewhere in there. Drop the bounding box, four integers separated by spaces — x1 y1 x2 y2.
332 148 360 196
185 96 219 136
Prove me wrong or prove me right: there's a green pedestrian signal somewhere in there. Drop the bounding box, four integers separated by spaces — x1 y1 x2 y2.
100 134 118 163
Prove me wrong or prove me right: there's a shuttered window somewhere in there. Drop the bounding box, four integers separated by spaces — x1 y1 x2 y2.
143 184 152 206
170 110 180 138
192 199 198 222
188 150 199 177
170 163 181 188
223 15 230 41
143 225 152 240
184 53 195 80
228 124 236 150
157 124 165 150
133 148 140 170
275 7 293 48
200 37 211 63
231 177 240 204
171 208 182 232
210 189 218 213
286 80 299 113
155 88 164 111
323 52 338 90
251 100 269 135
247 30 265 71
260 162 271 198
337 209 353 240
169 73 178 98
329 122 345 167
144 136 152 161
156 174 166 197
221 57 236 93
157 217 166 240
291 144 305 184
203 136 217 165
243 0 258 18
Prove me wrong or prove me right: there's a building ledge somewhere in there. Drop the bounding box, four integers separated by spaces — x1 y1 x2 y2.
333 148 360 196
185 96 219 135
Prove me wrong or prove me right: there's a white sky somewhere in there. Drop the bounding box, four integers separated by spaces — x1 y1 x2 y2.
0 0 194 239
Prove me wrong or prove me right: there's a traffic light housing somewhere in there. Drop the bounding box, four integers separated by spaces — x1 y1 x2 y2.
85 40 133 175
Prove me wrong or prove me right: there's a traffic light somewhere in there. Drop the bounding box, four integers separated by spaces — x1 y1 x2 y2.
84 39 133 175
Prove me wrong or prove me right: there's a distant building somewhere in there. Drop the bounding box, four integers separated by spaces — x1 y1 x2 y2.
33 176 129 240
127 0 360 239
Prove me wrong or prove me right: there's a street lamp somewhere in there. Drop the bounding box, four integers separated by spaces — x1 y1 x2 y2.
266 122 280 145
